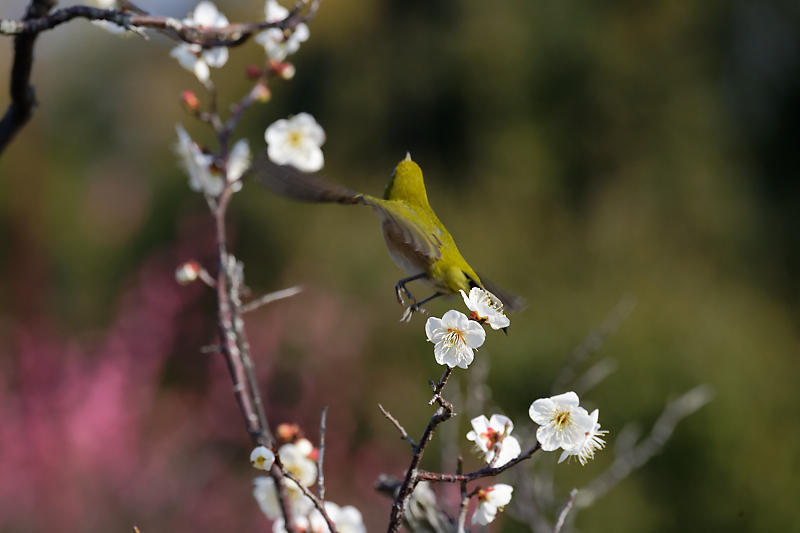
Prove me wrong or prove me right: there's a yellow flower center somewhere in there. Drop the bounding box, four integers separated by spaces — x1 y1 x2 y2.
443 328 466 348
288 130 303 147
554 410 573 428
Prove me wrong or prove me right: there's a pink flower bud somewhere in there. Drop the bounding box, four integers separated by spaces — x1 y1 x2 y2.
181 90 201 111
268 60 295 80
276 423 301 443
246 64 263 80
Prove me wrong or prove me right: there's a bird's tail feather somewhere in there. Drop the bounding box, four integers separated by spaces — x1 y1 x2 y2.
254 152 364 205
474 275 527 314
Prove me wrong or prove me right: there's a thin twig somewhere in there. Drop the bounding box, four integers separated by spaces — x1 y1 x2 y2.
456 457 469 533
213 187 269 445
378 403 417 449
0 6 312 47
387 369 456 533
317 406 328 501
197 266 217 288
429 367 453 407
279 461 339 533
270 464 299 533
241 286 304 313
219 76 275 151
416 442 542 484
553 489 577 533
233 302 274 445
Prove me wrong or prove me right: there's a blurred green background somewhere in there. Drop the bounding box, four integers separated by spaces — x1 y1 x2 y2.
1 0 799 532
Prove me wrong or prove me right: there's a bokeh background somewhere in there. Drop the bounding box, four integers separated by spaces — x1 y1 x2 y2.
1 0 799 532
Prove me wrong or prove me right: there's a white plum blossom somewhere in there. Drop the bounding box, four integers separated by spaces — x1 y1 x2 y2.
308 502 366 533
265 113 326 172
425 310 485 369
308 503 336 533
466 414 521 467
256 0 310 61
175 124 223 196
253 476 313 520
170 2 230 83
472 484 513 525
528 391 594 452
273 516 310 533
558 408 607 465
460 287 510 330
250 446 275 471
330 505 366 533
278 438 317 487
226 138 251 189
175 260 201 285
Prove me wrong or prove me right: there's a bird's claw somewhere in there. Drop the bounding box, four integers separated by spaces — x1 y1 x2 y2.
399 303 429 323
395 282 415 306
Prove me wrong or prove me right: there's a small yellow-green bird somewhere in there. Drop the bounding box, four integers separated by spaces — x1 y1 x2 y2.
255 152 523 321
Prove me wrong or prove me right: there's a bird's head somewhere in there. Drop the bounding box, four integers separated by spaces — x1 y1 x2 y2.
384 152 430 207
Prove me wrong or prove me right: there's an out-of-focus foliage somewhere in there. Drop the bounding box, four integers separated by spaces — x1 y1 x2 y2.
1 0 799 532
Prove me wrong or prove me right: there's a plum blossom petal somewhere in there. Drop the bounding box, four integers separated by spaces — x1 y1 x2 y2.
307 502 366 533
558 409 608 465
170 2 230 82
472 484 513 525
466 414 521 467
256 1 310 60
278 439 317 486
175 124 223 196
249 446 275 470
227 139 251 189
460 287 510 330
253 476 313 520
265 113 326 172
529 391 595 452
425 310 485 369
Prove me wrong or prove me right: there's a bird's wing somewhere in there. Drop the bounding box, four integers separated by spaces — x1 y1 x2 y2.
254 153 441 263
364 199 443 263
253 153 364 205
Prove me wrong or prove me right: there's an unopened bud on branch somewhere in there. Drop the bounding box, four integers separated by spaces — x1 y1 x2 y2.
246 64 263 80
269 60 295 80
181 90 201 111
175 261 201 285
276 423 301 443
251 83 272 103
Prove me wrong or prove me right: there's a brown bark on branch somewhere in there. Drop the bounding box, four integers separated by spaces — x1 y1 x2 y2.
0 0 55 154
387 368 455 533
0 0 321 156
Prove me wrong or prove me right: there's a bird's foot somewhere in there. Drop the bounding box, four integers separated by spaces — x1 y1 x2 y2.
395 282 415 306
399 302 429 323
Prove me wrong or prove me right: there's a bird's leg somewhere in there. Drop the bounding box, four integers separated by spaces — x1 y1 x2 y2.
394 273 427 306
400 292 443 323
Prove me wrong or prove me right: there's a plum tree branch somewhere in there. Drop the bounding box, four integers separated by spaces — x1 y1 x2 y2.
0 0 321 156
0 0 55 154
